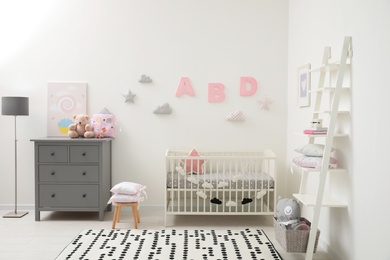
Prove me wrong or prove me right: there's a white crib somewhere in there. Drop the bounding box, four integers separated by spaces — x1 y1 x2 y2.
165 149 277 225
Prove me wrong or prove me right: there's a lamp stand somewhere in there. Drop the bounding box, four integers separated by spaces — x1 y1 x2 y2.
3 116 28 218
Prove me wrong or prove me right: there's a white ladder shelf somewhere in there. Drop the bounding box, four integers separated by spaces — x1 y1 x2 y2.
293 36 352 260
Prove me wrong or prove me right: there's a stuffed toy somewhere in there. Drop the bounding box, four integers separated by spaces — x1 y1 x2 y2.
276 197 301 228
68 114 95 138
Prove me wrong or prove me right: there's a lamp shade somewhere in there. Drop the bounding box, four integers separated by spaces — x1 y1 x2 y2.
1 97 29 116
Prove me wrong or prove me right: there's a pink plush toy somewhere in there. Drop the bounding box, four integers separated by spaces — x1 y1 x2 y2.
68 114 94 138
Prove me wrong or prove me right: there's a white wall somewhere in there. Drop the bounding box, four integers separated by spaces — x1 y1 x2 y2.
0 1 288 208
287 1 390 259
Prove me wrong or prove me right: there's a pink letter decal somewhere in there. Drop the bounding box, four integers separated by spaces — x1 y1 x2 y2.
176 77 195 97
240 77 258 96
208 83 225 102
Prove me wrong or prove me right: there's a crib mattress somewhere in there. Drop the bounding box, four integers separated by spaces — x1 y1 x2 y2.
166 172 274 189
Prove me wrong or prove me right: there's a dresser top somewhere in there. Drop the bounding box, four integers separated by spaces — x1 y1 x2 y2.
31 137 113 143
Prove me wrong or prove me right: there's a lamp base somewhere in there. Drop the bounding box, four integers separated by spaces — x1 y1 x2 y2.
3 211 28 218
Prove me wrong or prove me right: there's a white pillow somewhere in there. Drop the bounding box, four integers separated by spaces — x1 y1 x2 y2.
110 182 145 195
294 144 334 157
292 156 338 169
107 193 143 204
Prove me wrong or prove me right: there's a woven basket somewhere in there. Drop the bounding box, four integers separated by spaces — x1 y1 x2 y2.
274 217 320 253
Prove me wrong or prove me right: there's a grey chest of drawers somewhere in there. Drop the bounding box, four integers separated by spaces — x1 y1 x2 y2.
31 138 112 221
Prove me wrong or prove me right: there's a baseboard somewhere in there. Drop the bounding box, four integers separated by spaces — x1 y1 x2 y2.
0 204 35 210
319 239 342 260
0 204 164 211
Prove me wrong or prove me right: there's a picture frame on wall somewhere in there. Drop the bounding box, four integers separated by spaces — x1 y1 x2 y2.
47 82 87 137
298 64 311 107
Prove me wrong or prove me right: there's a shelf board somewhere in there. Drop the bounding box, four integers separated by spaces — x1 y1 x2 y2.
295 133 349 138
310 62 350 73
294 166 347 174
293 194 347 208
313 110 349 114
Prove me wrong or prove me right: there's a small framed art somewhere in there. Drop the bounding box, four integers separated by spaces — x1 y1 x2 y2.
47 82 87 137
298 64 311 107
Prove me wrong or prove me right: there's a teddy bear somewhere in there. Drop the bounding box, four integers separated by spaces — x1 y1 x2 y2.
68 114 95 138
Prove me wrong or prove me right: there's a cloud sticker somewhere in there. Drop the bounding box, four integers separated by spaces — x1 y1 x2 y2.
226 110 245 122
202 182 214 189
217 181 229 188
257 190 267 199
176 166 185 176
196 191 207 199
153 103 172 114
139 74 152 83
226 201 237 207
187 176 199 185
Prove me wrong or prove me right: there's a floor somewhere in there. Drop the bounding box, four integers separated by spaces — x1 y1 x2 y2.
0 207 333 260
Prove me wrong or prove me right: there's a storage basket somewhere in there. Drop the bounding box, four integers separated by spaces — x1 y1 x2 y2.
274 217 320 253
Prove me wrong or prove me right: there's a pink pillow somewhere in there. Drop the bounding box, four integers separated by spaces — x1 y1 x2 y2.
91 113 116 138
107 193 142 204
110 182 145 195
183 149 205 174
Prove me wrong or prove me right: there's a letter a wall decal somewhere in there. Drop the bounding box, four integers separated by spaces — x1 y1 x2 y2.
176 77 195 97
240 77 258 96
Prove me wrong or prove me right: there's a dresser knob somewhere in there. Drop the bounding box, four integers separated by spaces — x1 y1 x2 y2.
82 172 86 176
51 152 55 156
82 194 87 198
82 152 86 156
51 172 55 175
51 194 56 198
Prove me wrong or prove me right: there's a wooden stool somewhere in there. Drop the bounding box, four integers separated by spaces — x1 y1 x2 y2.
111 202 140 229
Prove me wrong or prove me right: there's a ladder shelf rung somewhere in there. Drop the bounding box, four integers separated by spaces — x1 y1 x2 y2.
309 87 350 93
293 193 347 208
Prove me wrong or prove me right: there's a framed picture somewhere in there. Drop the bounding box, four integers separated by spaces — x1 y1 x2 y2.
47 82 87 137
298 64 311 107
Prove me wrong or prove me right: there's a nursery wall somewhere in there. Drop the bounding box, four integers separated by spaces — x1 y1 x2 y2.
0 1 288 209
287 1 390 260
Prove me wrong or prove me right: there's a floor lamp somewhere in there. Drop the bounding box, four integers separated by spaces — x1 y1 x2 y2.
2 96 29 218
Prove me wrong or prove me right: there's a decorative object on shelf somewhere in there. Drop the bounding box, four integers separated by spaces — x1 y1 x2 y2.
138 74 152 83
297 64 311 107
294 143 334 157
68 114 94 138
123 90 136 103
226 109 245 122
91 108 117 138
47 82 87 137
310 119 323 129
303 128 327 135
153 103 172 114
1 96 29 218
258 95 273 110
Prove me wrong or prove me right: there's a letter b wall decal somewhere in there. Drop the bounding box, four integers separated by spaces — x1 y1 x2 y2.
208 83 225 102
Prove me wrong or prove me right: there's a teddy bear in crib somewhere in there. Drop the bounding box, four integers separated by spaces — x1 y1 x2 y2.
276 197 301 229
68 114 95 138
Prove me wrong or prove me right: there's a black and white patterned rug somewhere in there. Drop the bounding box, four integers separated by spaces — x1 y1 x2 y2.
56 228 282 260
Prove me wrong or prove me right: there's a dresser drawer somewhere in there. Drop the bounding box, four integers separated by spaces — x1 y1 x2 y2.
39 184 99 208
39 165 99 182
38 145 68 163
70 145 99 163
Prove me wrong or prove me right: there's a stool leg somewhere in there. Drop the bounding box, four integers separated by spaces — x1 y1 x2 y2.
112 206 119 229
136 208 140 223
117 205 122 222
132 204 138 229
